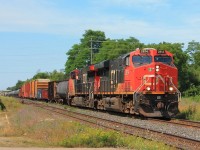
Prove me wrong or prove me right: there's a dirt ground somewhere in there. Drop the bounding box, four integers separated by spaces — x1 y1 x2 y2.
0 112 35 147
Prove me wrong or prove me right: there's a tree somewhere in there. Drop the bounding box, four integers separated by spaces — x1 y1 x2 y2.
94 37 143 63
7 80 25 90
32 72 49 80
183 40 200 96
186 40 200 67
49 70 66 81
65 30 106 74
15 80 25 89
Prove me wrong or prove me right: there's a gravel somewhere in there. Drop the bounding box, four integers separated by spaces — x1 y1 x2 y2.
68 106 200 141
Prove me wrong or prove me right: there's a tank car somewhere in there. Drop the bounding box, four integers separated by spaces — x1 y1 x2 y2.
6 90 19 97
48 80 68 103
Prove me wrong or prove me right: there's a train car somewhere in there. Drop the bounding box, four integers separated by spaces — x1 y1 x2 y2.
48 81 57 102
19 79 50 100
24 82 31 98
34 79 50 100
61 48 180 118
48 80 68 103
19 84 25 98
6 90 19 97
30 80 35 99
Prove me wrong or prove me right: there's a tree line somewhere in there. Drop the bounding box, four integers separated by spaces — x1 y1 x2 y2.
8 29 200 97
7 70 66 91
65 30 200 97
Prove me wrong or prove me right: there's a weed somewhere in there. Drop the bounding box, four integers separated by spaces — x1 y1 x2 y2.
177 97 200 121
0 96 22 112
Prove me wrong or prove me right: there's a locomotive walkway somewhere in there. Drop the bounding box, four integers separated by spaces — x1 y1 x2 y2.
21 99 200 150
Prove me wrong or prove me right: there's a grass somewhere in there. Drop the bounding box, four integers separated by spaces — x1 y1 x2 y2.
0 96 23 112
59 125 174 150
0 96 175 149
9 109 174 149
176 96 200 121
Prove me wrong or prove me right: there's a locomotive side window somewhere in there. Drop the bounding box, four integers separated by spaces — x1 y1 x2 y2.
132 56 152 67
125 56 130 66
154 56 172 64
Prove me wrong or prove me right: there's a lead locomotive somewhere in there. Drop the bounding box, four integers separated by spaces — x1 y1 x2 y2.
49 48 180 118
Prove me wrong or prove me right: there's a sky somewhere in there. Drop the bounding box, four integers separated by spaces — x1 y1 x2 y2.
0 0 200 90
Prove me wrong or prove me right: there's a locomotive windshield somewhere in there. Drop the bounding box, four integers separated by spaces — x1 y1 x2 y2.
132 55 152 67
154 56 172 64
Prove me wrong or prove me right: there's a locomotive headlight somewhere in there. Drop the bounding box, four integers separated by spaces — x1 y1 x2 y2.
146 87 151 91
169 87 173 91
156 65 160 72
156 65 160 69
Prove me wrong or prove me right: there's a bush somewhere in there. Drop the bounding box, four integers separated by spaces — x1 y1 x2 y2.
60 127 120 147
183 85 200 97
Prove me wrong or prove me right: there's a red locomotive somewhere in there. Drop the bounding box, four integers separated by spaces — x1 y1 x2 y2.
49 48 180 118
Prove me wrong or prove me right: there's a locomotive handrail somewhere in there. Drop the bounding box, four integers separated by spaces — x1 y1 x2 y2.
169 78 181 102
157 74 166 92
133 76 151 111
88 82 94 100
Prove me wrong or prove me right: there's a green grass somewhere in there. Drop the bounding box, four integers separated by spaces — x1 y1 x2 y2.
176 97 200 121
0 96 23 112
187 95 200 102
59 125 174 150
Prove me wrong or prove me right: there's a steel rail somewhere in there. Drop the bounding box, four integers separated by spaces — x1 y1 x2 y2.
148 118 200 129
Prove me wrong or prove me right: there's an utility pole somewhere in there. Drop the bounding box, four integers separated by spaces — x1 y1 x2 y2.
90 38 93 64
90 37 104 64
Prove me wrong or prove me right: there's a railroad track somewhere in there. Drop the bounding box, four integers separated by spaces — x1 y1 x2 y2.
22 100 200 150
148 118 200 129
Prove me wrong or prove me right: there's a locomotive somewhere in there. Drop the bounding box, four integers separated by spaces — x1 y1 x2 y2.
48 48 180 118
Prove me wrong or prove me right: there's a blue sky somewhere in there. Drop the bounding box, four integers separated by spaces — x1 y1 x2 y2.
0 0 200 90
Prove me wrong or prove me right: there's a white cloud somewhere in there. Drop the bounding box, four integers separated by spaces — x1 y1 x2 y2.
0 0 199 43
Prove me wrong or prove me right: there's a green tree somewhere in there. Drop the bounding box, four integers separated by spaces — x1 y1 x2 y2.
186 40 200 67
7 80 25 90
15 80 25 89
7 70 66 90
32 72 50 79
183 40 200 96
49 70 66 81
65 30 106 74
94 37 143 63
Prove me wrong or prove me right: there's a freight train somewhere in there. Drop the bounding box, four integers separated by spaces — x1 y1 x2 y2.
10 48 181 118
